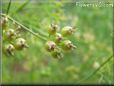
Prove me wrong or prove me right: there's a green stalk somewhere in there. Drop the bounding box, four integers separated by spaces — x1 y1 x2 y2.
6 0 12 14
1 13 47 41
78 55 113 83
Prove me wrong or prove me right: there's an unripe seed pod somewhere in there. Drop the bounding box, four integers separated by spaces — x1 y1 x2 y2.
15 38 28 50
14 26 22 38
1 17 8 29
62 40 76 51
15 25 22 34
61 26 75 36
45 41 56 52
5 29 16 38
48 24 58 35
55 33 63 43
5 44 15 55
2 17 8 24
51 48 63 59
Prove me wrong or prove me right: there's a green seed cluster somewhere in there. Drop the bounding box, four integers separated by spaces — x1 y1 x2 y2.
45 24 77 59
1 14 77 59
2 16 28 56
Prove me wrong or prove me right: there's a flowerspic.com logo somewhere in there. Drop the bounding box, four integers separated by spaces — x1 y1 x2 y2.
76 1 113 7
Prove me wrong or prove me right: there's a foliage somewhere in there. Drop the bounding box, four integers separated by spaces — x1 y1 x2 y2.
1 0 113 84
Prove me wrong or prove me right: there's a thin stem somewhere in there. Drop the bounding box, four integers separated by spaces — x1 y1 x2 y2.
11 0 30 15
6 0 11 14
1 13 47 41
78 55 113 83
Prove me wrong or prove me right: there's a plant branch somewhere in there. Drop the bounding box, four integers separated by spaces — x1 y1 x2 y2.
11 0 30 15
78 55 113 83
1 13 47 41
6 0 11 14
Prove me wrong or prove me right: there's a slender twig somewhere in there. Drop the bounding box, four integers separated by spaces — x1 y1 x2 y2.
1 13 47 41
11 0 30 15
78 55 113 83
6 0 11 14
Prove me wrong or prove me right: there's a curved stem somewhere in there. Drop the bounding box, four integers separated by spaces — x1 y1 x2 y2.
6 0 12 14
78 55 113 83
1 13 47 41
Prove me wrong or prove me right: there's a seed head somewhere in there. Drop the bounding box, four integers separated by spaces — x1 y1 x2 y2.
45 41 56 52
1 17 8 29
51 48 63 59
5 29 16 38
15 38 28 50
55 33 63 43
62 40 76 51
61 26 75 36
48 24 58 35
5 44 15 55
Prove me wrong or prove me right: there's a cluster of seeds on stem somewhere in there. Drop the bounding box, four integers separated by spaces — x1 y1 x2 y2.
1 15 28 56
1 14 77 59
45 24 77 59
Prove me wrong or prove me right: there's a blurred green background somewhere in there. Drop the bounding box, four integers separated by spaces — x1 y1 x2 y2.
2 0 113 84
